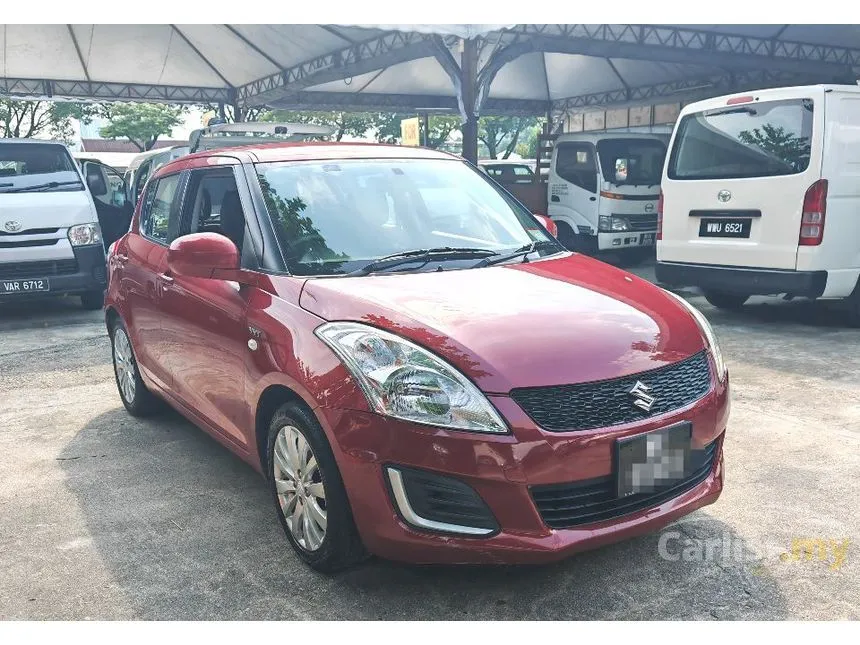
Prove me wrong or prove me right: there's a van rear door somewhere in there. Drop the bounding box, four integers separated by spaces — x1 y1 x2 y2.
661 90 824 270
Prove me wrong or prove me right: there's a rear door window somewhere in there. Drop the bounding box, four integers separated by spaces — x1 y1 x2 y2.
668 98 814 180
140 173 181 245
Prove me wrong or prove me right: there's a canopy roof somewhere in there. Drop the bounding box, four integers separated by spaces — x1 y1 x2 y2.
2 24 860 116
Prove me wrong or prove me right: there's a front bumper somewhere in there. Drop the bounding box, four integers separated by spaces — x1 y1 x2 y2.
317 371 729 565
0 245 106 299
598 230 656 251
656 261 827 298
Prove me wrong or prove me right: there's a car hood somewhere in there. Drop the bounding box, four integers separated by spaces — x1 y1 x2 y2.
0 189 97 231
299 254 706 393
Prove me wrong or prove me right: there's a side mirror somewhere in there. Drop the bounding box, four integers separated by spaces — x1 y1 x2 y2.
167 233 239 279
533 214 558 238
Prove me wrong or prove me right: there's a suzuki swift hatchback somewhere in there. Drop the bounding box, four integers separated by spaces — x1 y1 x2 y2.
105 143 729 572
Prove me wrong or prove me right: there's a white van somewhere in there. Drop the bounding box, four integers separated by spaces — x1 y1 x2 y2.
1 139 118 309
548 132 667 255
657 84 860 320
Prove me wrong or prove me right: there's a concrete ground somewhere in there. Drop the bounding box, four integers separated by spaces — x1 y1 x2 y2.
1 262 858 620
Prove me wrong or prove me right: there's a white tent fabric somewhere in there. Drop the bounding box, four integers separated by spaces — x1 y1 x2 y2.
2 24 860 114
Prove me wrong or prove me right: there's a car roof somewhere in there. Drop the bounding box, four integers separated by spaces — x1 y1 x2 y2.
0 138 68 146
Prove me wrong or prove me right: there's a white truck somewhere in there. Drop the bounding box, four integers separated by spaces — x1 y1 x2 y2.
656 84 860 322
485 132 668 259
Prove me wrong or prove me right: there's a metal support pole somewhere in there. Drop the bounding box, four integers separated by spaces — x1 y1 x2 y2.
232 100 243 123
421 112 430 147
460 38 479 164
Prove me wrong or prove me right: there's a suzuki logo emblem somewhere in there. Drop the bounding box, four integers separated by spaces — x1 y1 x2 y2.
629 380 657 412
717 190 732 203
3 220 22 233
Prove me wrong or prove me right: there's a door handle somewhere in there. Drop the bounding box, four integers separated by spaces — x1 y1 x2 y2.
589 196 596 201
158 272 174 286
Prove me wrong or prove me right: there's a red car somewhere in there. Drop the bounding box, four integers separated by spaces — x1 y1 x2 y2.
105 143 728 572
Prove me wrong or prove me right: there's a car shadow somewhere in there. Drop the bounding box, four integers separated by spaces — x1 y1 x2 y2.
59 407 789 620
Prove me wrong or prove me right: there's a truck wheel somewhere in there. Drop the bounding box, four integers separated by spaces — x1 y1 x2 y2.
556 222 577 251
703 291 749 311
81 290 104 310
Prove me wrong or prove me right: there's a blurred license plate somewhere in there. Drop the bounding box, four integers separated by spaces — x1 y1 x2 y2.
699 218 751 238
616 422 692 498
0 278 50 294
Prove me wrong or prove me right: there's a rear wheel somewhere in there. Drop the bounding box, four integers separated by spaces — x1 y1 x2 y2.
267 402 367 573
111 320 160 416
81 290 104 310
703 290 749 311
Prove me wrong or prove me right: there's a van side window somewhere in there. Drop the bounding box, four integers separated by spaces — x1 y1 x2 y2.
140 174 181 245
555 143 597 193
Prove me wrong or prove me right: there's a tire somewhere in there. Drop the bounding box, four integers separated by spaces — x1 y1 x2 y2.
556 221 577 251
110 319 161 417
81 290 104 310
267 402 367 573
703 290 749 311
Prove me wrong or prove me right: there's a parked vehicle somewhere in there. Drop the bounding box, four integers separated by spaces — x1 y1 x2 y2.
74 157 134 249
657 85 860 320
478 159 536 184
124 122 336 207
0 139 121 309
547 132 667 256
105 142 728 571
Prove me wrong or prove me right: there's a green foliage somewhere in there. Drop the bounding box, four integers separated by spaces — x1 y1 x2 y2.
99 103 186 151
737 123 811 172
260 110 377 142
515 123 542 159
478 116 539 159
0 99 97 142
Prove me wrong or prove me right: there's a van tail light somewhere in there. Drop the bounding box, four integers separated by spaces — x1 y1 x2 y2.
799 179 828 246
656 190 664 241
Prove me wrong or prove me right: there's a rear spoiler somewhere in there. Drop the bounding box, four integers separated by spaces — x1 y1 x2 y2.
188 122 336 153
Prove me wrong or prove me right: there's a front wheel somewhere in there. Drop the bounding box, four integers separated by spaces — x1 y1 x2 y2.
703 290 749 311
267 402 366 572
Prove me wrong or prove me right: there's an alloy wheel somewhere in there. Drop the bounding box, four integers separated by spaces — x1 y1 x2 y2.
113 328 136 405
273 425 328 551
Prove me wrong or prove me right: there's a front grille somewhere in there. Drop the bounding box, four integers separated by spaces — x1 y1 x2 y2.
510 351 712 432
624 213 658 231
0 227 60 236
0 259 78 280
531 440 718 529
0 239 60 249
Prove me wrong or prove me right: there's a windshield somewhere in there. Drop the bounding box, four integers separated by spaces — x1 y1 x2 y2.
256 158 558 276
0 143 83 193
596 138 666 186
668 98 814 180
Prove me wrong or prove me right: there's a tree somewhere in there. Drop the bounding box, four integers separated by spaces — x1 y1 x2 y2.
0 99 98 142
737 124 811 172
99 103 186 151
375 113 460 149
260 110 377 142
515 122 543 159
478 116 538 159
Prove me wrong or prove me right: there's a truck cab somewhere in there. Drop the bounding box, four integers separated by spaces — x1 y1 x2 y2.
547 132 667 255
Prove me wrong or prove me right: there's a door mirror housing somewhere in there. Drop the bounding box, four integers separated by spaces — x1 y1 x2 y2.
533 213 558 238
167 233 240 279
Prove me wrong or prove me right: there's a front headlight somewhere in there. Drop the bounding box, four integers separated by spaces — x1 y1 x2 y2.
315 322 508 434
611 217 630 232
68 223 102 247
662 289 727 382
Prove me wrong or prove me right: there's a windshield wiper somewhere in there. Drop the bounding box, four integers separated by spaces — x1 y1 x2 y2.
0 180 83 194
708 106 757 117
347 247 499 276
473 239 561 268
